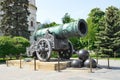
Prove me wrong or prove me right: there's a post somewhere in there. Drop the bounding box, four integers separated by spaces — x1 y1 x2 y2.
58 53 60 72
107 55 110 69
89 56 93 73
114 52 116 60
34 56 37 71
96 51 98 65
19 54 22 69
6 55 9 67
88 39 92 73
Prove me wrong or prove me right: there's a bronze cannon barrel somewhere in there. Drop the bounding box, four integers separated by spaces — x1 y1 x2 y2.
34 19 88 40
28 19 88 61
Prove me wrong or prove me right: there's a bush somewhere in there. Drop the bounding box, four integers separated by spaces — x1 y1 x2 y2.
0 36 30 58
12 37 30 55
0 36 14 58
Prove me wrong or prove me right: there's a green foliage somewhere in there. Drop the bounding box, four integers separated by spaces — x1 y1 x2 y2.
0 36 14 57
38 22 59 29
12 37 30 55
0 36 30 57
51 52 58 58
82 8 105 50
62 13 75 24
72 54 78 58
94 17 105 55
95 6 120 56
0 0 30 39
69 37 81 50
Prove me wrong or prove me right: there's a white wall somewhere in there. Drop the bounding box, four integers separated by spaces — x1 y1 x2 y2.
28 0 37 42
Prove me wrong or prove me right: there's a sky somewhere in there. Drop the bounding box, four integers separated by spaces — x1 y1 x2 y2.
36 0 120 24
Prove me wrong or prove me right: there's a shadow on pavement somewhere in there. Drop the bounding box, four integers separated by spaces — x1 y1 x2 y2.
98 65 120 70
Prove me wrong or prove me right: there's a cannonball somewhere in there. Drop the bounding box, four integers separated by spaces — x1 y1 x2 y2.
71 59 83 68
84 59 97 68
78 50 89 61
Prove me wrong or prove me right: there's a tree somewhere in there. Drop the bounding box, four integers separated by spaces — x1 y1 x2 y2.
95 17 106 56
95 6 120 56
62 13 75 24
0 0 30 39
39 22 58 29
82 8 105 50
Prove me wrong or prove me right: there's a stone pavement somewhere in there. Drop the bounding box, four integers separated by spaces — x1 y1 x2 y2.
0 59 120 80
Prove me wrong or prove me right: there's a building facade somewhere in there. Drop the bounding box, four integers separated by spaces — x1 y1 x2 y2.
28 0 37 42
0 0 4 36
0 0 37 42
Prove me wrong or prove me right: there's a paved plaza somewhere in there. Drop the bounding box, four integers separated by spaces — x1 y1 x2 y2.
0 59 120 80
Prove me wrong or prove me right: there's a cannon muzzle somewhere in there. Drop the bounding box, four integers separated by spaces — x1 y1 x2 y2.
75 19 88 37
34 19 87 40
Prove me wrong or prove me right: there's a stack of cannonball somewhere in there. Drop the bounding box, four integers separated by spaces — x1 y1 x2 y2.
71 59 83 68
71 50 97 68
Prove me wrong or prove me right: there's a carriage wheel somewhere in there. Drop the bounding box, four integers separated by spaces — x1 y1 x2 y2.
36 38 52 61
59 41 73 59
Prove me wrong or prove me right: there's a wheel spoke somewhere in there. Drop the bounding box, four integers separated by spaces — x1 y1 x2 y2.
40 52 48 59
59 41 73 59
36 39 52 61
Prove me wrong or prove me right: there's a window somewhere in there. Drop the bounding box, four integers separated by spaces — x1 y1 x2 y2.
31 21 33 27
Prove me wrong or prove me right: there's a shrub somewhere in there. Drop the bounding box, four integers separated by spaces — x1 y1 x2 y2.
0 36 30 58
12 36 30 56
0 36 14 58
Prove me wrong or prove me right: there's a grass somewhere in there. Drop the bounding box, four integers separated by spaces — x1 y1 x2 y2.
0 57 16 64
109 57 120 60
0 58 6 64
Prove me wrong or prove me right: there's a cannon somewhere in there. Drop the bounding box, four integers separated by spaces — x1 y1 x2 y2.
27 19 88 61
